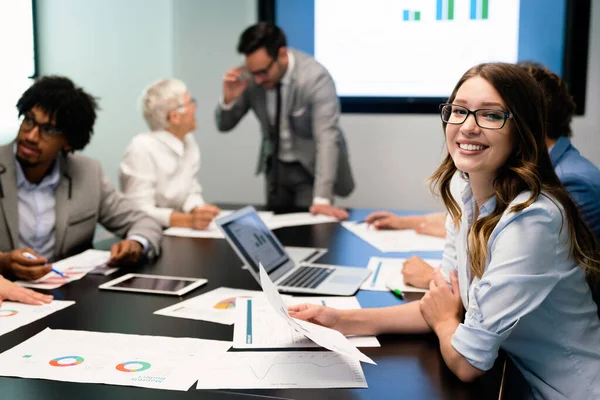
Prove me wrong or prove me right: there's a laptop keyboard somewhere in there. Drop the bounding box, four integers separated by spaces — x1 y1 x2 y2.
279 265 335 289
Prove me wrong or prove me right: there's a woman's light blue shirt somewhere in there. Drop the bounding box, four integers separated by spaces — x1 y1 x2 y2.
443 174 600 400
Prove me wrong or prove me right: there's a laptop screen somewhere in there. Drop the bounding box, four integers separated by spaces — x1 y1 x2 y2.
220 212 289 274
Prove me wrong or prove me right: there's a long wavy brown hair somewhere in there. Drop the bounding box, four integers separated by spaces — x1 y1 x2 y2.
430 63 600 285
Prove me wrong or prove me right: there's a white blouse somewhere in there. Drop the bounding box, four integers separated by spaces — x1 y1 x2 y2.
119 131 205 227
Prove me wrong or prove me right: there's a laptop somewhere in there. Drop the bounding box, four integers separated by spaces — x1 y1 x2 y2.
216 206 371 295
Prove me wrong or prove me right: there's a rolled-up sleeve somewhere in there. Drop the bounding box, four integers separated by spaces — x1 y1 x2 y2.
451 204 562 371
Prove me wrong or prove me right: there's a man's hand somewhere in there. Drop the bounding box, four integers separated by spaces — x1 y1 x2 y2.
223 66 249 105
402 256 435 289
108 240 143 267
310 204 349 220
0 276 53 306
0 249 52 281
191 205 221 230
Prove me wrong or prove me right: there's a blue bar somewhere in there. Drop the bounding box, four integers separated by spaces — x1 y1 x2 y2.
246 299 252 344
403 10 410 21
371 262 383 287
470 0 477 19
321 300 327 306
436 0 443 20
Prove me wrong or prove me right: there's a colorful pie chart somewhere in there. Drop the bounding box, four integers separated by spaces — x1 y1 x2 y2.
0 310 18 317
116 361 151 373
49 356 84 367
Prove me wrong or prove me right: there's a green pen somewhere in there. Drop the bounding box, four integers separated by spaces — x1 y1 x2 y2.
385 282 404 300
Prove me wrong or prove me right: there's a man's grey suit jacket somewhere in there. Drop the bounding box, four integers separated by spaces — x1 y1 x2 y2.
0 144 162 261
215 49 354 201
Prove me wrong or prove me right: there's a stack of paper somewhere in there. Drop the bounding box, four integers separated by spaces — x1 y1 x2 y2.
342 222 446 252
195 351 367 389
0 301 75 337
0 328 231 391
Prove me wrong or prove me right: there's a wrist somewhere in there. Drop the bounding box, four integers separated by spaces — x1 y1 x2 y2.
433 318 460 338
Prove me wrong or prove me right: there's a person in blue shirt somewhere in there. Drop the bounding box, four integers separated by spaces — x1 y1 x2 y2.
365 62 600 292
290 63 600 399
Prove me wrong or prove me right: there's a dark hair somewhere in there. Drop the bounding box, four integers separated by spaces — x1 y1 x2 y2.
518 61 576 140
430 62 599 284
16 76 99 151
237 23 286 58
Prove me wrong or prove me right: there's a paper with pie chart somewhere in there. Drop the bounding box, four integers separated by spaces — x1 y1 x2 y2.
153 287 288 325
0 301 75 337
0 328 231 390
195 351 367 389
15 249 113 290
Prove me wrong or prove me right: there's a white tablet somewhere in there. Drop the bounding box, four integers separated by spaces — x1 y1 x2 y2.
99 273 207 296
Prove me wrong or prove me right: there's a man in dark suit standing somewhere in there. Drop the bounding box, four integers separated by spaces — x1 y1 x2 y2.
215 23 354 219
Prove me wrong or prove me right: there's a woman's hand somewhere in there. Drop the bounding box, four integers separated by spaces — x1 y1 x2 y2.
419 268 463 333
288 304 347 334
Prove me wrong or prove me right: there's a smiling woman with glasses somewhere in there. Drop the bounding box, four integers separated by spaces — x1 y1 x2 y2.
290 62 600 399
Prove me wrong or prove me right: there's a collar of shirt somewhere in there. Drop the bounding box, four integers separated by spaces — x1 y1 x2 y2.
14 152 60 191
459 174 497 222
279 50 295 86
151 130 189 158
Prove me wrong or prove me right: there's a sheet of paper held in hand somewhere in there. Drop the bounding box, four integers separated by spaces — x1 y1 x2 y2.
256 263 376 365
233 295 380 349
0 301 75 337
0 328 231 391
341 222 446 253
16 250 114 290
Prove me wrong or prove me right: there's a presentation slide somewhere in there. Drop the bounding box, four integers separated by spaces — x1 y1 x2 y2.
277 0 567 98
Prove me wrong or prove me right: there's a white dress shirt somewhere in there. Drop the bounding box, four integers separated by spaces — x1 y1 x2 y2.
442 173 600 399
119 131 205 228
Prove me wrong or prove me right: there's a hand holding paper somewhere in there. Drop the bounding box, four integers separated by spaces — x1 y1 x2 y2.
258 263 375 365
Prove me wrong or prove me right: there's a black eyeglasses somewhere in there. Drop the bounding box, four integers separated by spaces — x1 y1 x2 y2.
440 103 513 130
20 113 63 140
247 56 278 78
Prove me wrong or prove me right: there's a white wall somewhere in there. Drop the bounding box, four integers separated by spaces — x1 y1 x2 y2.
36 0 173 185
37 0 600 212
172 0 261 205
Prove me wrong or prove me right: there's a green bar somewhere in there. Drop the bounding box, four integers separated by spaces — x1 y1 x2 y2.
414 11 420 20
448 0 454 20
482 0 488 19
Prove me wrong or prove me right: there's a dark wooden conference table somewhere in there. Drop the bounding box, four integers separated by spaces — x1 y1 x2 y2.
0 207 506 400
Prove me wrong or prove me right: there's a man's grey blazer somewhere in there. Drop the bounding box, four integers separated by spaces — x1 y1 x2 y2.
215 49 354 201
0 144 162 261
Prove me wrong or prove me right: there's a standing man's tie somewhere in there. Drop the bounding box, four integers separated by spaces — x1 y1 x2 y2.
269 82 282 195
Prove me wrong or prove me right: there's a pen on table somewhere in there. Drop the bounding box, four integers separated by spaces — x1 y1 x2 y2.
385 282 404 300
358 216 385 225
22 251 66 278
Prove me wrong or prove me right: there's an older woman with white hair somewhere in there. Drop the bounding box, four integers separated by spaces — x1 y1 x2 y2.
119 79 220 229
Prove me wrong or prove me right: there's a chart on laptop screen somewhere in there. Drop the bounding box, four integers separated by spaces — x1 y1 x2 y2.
229 215 288 271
